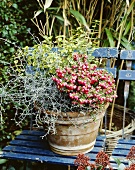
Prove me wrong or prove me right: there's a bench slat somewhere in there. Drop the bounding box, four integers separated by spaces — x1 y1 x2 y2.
20 130 46 136
9 140 49 149
113 144 134 150
120 50 135 60
3 145 104 157
15 135 44 141
91 47 118 58
119 70 135 80
1 152 76 165
112 150 130 157
117 139 135 145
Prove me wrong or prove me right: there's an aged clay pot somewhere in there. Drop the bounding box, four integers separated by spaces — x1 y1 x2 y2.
47 106 108 156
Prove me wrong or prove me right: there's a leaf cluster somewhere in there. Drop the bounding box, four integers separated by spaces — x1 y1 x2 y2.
14 27 96 76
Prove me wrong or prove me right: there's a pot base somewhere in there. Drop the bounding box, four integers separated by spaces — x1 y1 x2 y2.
49 144 94 156
48 140 95 156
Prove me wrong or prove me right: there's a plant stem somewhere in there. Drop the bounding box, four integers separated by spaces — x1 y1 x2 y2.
98 0 104 47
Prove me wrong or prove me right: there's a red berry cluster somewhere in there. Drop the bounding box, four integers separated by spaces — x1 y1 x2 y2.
74 146 135 170
52 53 117 109
126 146 135 161
74 151 112 170
74 153 95 170
95 151 113 170
125 146 135 170
125 164 135 170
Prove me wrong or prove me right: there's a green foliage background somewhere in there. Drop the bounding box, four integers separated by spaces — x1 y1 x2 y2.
0 0 39 147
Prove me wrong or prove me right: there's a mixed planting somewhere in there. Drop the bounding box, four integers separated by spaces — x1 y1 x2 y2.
1 0 135 169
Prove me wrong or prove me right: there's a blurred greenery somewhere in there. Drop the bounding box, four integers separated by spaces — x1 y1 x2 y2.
0 0 39 149
128 81 135 112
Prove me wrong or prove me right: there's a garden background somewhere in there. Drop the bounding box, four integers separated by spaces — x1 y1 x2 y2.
0 0 135 169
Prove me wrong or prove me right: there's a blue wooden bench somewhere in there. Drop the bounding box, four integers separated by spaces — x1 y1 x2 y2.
1 130 134 169
0 130 106 169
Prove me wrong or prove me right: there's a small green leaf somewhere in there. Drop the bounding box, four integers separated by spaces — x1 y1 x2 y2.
12 30 17 34
44 0 53 12
0 159 7 165
97 165 104 170
34 10 43 18
47 7 59 10
54 15 64 22
5 15 8 21
105 28 115 47
86 166 90 170
103 40 110 47
3 50 8 53
12 3 18 9
114 36 134 50
2 30 8 36
13 130 22 136
118 163 126 170
9 48 15 53
70 9 88 27
124 21 131 36
121 37 134 50
114 158 121 166
8 166 16 170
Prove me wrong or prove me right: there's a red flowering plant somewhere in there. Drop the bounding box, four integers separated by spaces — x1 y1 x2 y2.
52 53 117 113
74 146 135 170
74 151 113 170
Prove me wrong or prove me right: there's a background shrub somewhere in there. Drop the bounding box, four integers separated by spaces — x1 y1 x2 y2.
0 0 39 147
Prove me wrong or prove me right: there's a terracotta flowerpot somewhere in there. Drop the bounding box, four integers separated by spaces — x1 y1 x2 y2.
47 106 108 156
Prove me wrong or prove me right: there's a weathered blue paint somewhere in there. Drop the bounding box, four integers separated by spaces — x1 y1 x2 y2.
0 130 106 166
119 70 135 80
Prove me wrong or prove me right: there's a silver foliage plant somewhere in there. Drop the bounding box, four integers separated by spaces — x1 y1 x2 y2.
0 47 92 136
